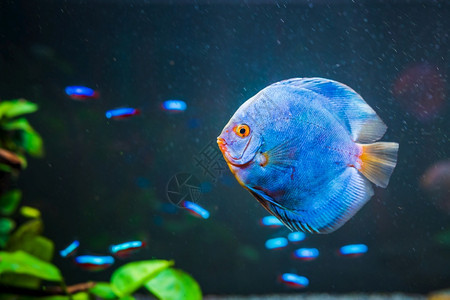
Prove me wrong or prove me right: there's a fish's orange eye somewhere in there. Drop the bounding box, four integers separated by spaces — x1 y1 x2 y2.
235 124 250 138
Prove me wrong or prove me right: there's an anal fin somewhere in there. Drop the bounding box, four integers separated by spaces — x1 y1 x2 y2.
248 168 374 234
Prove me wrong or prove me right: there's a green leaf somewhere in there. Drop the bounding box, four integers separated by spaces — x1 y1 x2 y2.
24 235 54 262
1 118 34 133
0 118 44 157
145 268 202 300
90 282 118 299
119 296 135 300
0 272 41 289
20 206 41 218
22 130 44 157
0 99 38 119
6 219 43 251
72 292 91 300
111 260 174 297
0 250 62 281
0 235 55 289
0 163 12 173
0 189 22 215
15 153 28 169
0 218 15 234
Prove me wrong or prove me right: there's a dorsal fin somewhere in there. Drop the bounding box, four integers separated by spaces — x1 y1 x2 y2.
273 78 387 143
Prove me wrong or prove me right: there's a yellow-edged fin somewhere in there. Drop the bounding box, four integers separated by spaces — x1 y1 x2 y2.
357 142 399 188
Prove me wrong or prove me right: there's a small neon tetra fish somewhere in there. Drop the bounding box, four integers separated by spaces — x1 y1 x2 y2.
217 78 399 234
287 232 306 243
181 200 210 219
265 237 288 250
260 215 283 227
338 243 368 257
105 107 140 119
279 273 309 288
65 86 99 100
73 255 114 271
161 100 187 112
59 240 80 258
292 247 319 261
109 240 146 258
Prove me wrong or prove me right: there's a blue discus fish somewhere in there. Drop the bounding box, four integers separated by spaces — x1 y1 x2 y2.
217 78 398 234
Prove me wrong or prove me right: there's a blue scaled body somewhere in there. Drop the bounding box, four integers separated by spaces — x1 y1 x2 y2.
217 78 399 234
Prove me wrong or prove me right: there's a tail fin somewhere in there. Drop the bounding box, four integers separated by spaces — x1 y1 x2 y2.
357 142 399 188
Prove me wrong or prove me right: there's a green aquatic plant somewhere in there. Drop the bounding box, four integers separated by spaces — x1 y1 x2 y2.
0 98 43 173
90 260 202 300
0 99 65 293
0 192 63 290
0 99 44 251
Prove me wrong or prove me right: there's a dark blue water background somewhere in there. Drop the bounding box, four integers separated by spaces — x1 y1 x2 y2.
1 0 449 295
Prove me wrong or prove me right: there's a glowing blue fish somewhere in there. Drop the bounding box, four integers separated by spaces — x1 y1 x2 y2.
260 215 283 227
110 240 146 258
59 240 79 258
265 237 288 250
292 247 319 261
162 100 187 112
218 78 399 234
287 232 306 243
279 273 309 288
181 201 210 219
105 108 140 119
74 255 114 271
339 244 368 257
65 86 99 100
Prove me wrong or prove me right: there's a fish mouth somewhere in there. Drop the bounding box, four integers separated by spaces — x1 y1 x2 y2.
217 137 228 154
217 136 255 167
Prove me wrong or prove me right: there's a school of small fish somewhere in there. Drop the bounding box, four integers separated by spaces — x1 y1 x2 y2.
260 215 369 289
64 85 186 119
60 239 146 271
